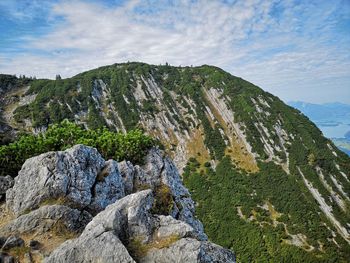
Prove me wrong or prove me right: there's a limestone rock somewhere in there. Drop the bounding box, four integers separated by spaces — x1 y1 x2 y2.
0 176 14 199
118 161 135 195
83 190 154 242
154 215 196 239
44 231 135 263
90 160 125 212
44 190 154 263
0 205 92 236
2 145 235 262
6 145 105 215
141 238 235 263
2 236 24 250
131 148 207 240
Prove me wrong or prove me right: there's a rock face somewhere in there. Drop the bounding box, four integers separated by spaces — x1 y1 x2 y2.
6 145 106 215
0 205 92 236
45 190 235 263
141 238 235 263
0 175 13 200
1 145 235 262
118 148 207 241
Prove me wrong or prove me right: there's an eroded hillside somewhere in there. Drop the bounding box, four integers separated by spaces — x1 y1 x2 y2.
1 62 349 261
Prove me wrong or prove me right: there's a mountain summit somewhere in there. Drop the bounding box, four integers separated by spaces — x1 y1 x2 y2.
1 62 350 262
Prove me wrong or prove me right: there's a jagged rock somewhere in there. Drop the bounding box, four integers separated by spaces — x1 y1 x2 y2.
139 149 207 240
44 231 135 263
1 236 24 250
0 205 92 236
141 238 235 263
90 160 125 212
6 145 127 216
45 189 235 263
0 176 14 199
160 155 207 241
83 190 154 242
44 191 154 263
2 145 235 262
154 215 197 239
6 145 105 215
118 161 135 195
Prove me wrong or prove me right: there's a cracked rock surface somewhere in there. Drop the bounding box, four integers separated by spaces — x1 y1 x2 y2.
1 145 235 262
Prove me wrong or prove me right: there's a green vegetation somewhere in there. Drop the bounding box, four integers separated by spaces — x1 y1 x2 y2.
184 157 350 262
151 183 174 215
0 120 155 177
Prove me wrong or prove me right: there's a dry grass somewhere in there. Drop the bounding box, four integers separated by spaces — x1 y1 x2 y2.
7 246 31 261
151 183 173 215
186 127 211 167
266 201 281 221
18 220 79 259
0 204 16 229
127 234 180 260
39 196 68 207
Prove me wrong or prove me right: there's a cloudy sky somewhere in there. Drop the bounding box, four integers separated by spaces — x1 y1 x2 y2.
0 0 349 103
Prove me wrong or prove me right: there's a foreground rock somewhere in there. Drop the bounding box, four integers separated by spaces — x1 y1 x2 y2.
0 175 13 200
141 238 235 263
45 190 235 263
6 145 106 216
0 205 92 236
2 145 235 262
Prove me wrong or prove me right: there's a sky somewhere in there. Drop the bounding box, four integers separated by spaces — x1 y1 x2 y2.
0 0 349 104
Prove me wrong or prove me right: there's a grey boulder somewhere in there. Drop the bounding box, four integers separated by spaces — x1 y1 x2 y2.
44 190 155 263
90 160 125 212
0 205 92 236
141 238 235 263
0 176 14 199
118 148 207 241
6 145 126 216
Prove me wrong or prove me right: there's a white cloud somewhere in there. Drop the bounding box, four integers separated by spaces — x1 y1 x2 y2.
0 0 349 103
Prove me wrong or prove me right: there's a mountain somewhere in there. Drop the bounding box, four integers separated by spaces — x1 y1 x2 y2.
1 62 350 262
0 145 235 262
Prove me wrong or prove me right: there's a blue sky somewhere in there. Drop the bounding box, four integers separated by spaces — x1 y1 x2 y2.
0 0 349 103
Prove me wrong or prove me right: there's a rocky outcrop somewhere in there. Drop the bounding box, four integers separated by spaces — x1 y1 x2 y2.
6 145 106 215
1 145 234 262
0 176 13 200
0 205 92 236
118 148 207 240
141 238 235 263
45 190 234 263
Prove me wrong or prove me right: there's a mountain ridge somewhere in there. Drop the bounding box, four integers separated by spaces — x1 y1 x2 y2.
1 62 350 262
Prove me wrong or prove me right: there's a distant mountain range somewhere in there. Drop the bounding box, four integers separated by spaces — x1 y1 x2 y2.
288 101 350 156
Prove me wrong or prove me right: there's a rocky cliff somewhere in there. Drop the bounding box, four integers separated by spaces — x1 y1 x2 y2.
0 145 235 262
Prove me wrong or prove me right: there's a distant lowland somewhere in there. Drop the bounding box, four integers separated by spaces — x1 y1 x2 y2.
289 101 350 156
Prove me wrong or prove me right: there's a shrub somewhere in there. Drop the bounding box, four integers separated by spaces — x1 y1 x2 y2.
0 120 155 177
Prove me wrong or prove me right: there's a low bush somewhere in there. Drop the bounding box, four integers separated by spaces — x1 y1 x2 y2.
0 120 156 177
